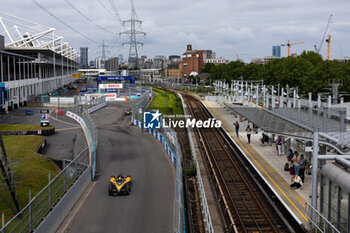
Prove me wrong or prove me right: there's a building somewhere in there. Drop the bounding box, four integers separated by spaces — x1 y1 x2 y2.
153 55 167 69
80 47 88 68
0 34 78 112
164 62 183 83
89 60 94 68
204 57 228 65
94 58 103 69
202 50 215 59
251 56 279 65
140 69 162 82
334 57 350 63
181 44 205 80
105 57 119 71
272 45 281 58
169 55 181 63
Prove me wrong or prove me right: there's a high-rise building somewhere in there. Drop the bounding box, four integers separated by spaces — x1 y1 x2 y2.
80 47 89 68
105 57 119 71
272 46 281 58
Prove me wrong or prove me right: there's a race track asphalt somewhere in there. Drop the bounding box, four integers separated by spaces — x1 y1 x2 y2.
58 102 175 233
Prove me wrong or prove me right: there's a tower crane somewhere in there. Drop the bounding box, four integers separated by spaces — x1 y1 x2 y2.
281 40 304 56
326 35 331 60
314 14 332 54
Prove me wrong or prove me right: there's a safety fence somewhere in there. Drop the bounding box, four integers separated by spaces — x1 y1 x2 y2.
305 201 340 233
131 88 153 122
132 118 177 166
131 87 184 233
0 147 89 233
0 96 103 233
179 93 214 233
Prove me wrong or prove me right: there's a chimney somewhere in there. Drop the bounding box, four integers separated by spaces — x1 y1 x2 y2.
187 44 192 52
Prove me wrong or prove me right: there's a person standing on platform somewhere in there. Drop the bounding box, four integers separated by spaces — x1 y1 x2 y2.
246 125 252 143
299 154 306 182
293 151 300 176
276 136 282 156
234 121 239 138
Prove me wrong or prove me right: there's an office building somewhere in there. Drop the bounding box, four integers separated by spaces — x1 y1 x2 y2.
80 47 89 68
272 45 281 58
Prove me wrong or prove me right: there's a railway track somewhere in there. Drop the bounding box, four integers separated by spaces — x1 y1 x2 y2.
183 93 289 233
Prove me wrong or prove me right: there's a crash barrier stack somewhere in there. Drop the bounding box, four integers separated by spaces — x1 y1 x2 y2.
178 93 214 233
0 147 90 233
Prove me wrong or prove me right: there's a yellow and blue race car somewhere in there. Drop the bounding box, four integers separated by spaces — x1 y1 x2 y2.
109 174 132 196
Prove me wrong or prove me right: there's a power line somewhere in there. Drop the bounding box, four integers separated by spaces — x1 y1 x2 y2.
108 0 126 30
65 0 117 35
97 0 119 20
31 0 103 45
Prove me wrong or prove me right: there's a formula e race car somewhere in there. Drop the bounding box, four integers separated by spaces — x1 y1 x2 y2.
109 174 132 196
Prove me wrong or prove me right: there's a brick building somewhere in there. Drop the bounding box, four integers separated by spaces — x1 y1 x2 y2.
181 44 205 81
164 62 183 83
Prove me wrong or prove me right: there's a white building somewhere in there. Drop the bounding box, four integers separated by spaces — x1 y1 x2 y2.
0 13 79 111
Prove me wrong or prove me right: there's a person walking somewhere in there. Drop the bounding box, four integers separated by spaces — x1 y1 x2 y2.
293 151 300 176
234 121 239 138
276 136 282 156
246 125 252 143
299 154 306 183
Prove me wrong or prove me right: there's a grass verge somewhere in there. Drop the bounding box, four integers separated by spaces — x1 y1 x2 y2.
0 124 53 131
0 136 60 221
149 87 184 116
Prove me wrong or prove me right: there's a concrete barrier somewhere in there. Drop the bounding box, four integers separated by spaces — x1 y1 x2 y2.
35 167 91 233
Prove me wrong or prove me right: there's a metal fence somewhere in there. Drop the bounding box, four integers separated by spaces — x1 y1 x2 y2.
305 201 340 233
131 88 153 122
131 88 184 232
179 93 214 233
0 147 89 233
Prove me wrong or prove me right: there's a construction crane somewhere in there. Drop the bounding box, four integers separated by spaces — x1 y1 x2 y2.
326 35 331 60
281 40 304 56
315 14 332 54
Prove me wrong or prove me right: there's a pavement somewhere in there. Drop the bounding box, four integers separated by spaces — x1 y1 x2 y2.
56 102 176 233
203 100 311 227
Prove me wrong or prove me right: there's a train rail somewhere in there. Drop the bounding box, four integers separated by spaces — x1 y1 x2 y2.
183 93 290 233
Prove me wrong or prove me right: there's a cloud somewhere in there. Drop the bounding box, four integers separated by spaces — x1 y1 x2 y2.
0 0 349 61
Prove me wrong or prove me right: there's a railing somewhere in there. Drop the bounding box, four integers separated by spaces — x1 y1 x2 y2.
0 147 89 233
131 88 184 232
305 201 340 233
179 93 214 233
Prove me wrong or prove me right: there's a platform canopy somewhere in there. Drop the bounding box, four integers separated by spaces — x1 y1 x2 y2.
225 103 350 152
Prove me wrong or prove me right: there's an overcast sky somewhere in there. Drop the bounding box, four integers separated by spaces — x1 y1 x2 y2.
1 0 350 62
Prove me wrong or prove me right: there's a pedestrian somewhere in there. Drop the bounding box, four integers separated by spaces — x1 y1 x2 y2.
276 136 282 156
287 149 294 161
290 174 303 190
299 154 306 183
293 151 300 176
234 121 239 137
246 125 252 143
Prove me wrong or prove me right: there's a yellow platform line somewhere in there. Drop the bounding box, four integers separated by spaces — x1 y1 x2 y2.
203 101 309 222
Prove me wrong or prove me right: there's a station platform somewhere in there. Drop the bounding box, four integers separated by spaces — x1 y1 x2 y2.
203 100 311 227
